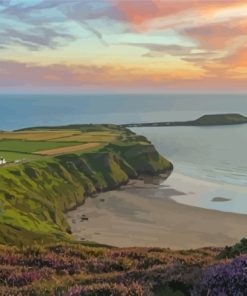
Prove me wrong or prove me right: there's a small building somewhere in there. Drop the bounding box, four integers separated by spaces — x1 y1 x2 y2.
0 157 6 165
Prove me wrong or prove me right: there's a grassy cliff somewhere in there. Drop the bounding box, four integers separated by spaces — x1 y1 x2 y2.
0 126 172 245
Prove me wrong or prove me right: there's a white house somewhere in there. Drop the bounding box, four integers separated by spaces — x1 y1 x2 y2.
0 157 6 165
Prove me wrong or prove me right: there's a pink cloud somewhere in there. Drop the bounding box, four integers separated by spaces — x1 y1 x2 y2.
112 0 247 28
183 23 246 50
1 59 247 92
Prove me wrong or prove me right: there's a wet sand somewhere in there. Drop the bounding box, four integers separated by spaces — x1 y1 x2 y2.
66 175 247 249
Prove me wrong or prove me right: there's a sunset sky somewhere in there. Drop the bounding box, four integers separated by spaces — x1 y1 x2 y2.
1 0 247 92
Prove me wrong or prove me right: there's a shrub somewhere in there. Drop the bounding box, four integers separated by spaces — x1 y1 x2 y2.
0 267 50 287
85 258 129 273
64 282 150 296
217 238 247 259
192 256 247 295
142 263 202 295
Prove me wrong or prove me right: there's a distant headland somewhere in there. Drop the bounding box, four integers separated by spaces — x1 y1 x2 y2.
122 113 247 128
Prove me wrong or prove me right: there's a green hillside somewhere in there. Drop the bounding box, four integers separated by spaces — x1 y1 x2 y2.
0 125 172 245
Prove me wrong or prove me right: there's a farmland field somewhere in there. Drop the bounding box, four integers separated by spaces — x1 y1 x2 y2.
49 131 119 143
0 126 125 162
0 131 82 141
0 130 120 144
0 140 79 153
36 142 101 156
0 151 39 162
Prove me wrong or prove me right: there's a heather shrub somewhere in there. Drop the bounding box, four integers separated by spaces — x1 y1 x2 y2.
192 256 247 295
217 238 247 259
0 243 225 295
145 263 202 295
85 257 130 273
0 267 50 287
136 256 164 269
153 286 186 296
64 282 150 296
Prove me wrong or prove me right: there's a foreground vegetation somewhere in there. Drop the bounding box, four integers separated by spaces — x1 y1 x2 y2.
0 124 172 245
0 239 247 295
2 124 246 295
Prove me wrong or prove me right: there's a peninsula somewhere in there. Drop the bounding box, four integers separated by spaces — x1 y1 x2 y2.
122 113 247 128
0 124 172 245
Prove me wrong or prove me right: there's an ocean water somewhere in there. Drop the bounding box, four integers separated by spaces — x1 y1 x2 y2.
132 125 247 214
1 93 247 213
1 93 247 130
131 124 247 187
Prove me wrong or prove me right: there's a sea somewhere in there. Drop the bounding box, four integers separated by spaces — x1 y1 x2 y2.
1 93 247 214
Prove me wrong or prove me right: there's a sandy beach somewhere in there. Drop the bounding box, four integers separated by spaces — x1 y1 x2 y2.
66 173 247 249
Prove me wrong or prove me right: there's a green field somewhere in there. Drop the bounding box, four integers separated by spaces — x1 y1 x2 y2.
0 151 39 162
0 140 80 153
0 128 124 162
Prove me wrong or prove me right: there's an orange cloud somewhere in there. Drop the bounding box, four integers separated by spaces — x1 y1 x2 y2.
183 22 246 50
112 0 247 29
222 47 247 68
113 0 189 27
0 59 205 90
1 59 247 92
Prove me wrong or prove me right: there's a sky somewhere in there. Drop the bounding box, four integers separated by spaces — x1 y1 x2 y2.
0 0 247 93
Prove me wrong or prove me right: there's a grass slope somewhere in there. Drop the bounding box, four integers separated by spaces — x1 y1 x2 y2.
0 125 172 246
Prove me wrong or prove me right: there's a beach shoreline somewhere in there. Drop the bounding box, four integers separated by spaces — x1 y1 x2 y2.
66 174 247 249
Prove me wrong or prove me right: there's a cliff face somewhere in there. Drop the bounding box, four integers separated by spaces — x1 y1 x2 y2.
0 138 172 245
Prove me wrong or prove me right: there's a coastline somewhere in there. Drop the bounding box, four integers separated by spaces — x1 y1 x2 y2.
66 174 247 249
165 172 247 214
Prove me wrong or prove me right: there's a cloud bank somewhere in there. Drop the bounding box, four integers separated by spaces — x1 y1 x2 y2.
0 0 247 91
